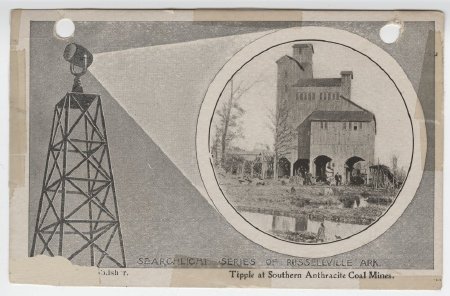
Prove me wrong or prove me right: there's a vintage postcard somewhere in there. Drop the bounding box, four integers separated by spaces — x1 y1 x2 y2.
9 10 443 289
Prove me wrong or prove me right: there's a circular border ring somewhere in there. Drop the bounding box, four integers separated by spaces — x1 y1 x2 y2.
196 27 426 258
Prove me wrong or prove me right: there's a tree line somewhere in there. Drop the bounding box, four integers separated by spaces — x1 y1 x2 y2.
211 77 293 180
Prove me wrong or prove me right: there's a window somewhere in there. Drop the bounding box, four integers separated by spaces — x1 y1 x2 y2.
308 93 312 100
348 122 352 129
320 122 323 129
328 93 331 100
359 122 363 129
336 92 340 99
343 122 346 130
353 125 357 131
312 93 315 100
320 93 323 100
284 70 288 78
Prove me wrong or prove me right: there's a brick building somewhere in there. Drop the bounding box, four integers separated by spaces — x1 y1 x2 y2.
276 43 376 183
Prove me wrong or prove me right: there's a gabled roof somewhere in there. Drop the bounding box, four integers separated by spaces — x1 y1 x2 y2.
293 78 342 87
276 55 304 71
296 93 377 133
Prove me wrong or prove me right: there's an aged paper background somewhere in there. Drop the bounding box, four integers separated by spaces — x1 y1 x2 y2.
9 9 443 289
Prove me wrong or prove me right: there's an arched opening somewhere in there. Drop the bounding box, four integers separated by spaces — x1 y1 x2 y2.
278 157 291 178
314 155 332 182
293 159 309 178
345 156 365 185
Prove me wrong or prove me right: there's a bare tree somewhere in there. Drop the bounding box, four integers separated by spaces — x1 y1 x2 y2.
214 77 260 168
267 99 294 179
211 126 221 166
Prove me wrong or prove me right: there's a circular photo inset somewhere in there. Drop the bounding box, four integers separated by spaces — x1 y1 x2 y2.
197 27 426 257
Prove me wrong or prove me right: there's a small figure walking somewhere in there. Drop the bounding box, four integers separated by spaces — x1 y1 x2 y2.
334 173 340 186
317 222 326 242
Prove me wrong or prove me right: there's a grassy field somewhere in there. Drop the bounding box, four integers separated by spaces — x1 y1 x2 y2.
217 173 397 225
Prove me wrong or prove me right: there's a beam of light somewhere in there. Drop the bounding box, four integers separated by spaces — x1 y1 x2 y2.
89 31 275 201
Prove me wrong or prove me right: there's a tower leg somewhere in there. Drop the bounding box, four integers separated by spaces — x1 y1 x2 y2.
30 107 58 257
31 93 126 267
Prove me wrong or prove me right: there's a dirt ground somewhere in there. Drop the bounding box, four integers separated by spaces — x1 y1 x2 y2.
217 173 398 225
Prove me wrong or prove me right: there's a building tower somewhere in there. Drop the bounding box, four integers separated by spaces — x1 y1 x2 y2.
30 43 126 267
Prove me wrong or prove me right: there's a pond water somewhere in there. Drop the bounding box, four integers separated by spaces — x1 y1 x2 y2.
242 211 367 243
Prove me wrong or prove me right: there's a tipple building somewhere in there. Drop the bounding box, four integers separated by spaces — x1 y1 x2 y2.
276 43 376 183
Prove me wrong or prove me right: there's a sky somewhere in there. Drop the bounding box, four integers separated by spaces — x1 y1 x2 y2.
211 41 413 170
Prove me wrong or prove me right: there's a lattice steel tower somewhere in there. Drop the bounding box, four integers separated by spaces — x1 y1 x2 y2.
30 43 126 267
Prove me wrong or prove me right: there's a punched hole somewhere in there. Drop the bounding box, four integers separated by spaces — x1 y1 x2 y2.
55 18 75 39
379 23 401 44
